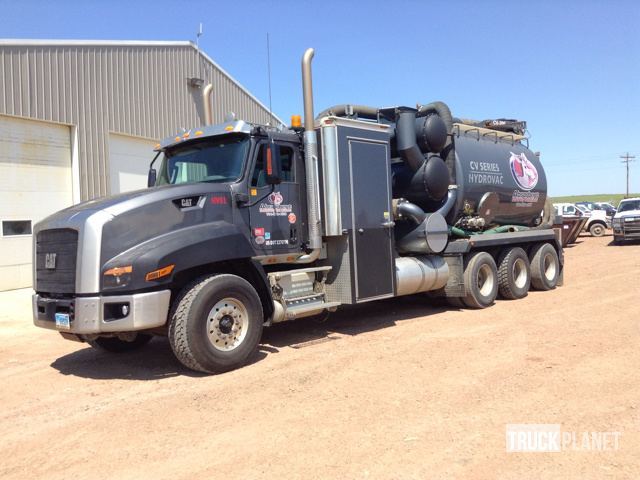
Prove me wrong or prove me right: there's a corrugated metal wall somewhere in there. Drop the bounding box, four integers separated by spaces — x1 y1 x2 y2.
0 42 278 200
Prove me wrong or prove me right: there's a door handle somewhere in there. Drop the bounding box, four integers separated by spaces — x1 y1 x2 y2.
381 221 395 228
357 228 364 234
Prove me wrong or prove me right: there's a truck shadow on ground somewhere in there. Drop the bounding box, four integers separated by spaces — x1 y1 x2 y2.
50 295 449 381
608 239 640 246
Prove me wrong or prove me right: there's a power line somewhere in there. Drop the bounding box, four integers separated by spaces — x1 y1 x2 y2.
620 152 636 198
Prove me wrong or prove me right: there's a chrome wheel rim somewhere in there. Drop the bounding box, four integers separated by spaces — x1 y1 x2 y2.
477 264 495 297
206 298 248 352
543 253 557 282
592 225 604 235
512 258 528 289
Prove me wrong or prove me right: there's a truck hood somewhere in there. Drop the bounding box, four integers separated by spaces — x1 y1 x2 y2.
34 182 239 295
38 183 234 226
614 209 640 219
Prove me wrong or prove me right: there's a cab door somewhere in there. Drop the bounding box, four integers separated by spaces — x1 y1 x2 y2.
248 141 302 255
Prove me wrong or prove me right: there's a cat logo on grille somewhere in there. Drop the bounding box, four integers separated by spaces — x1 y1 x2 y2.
45 253 57 270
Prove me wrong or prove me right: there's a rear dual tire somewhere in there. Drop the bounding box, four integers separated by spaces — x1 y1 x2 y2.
462 252 499 309
529 243 559 291
497 247 531 300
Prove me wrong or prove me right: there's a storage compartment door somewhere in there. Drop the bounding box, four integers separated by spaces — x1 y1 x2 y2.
349 139 395 301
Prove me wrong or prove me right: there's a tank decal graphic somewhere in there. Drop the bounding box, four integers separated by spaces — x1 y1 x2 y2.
468 161 504 185
509 152 538 191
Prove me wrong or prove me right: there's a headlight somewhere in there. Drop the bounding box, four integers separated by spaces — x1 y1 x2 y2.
103 265 132 288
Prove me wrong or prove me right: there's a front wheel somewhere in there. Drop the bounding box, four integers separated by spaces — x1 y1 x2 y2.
589 222 606 237
168 274 264 374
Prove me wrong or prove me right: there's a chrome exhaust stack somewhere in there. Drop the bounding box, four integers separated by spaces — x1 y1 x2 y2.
203 83 214 125
297 48 322 263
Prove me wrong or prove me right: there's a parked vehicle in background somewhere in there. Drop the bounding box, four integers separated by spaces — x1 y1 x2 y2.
612 198 640 243
593 202 617 217
575 201 596 211
575 201 616 217
554 203 610 237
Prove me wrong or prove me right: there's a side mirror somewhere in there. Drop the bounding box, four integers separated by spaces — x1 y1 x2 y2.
147 168 157 188
264 144 282 185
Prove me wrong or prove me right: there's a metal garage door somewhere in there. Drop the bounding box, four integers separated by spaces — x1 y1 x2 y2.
109 134 156 194
0 115 73 290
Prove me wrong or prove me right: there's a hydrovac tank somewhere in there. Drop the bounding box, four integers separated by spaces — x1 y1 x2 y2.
316 102 548 229
384 105 547 228
450 130 547 227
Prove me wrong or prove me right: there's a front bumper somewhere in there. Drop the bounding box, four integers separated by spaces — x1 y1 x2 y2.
33 290 171 334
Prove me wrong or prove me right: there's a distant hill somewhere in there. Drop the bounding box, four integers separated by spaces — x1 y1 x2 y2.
550 193 640 205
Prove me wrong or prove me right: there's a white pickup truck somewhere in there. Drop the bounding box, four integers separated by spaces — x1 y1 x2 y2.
554 203 610 237
612 198 640 243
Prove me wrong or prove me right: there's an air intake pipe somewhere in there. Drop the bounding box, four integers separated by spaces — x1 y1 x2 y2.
316 104 379 120
203 84 214 125
296 48 322 263
396 108 424 172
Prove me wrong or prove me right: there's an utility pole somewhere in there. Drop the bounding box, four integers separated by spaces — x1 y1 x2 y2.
620 153 636 198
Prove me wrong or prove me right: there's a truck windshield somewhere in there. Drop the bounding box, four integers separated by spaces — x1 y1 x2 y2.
619 200 640 212
157 134 249 185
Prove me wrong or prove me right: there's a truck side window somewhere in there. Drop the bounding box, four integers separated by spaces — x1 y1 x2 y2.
251 144 267 187
251 144 295 187
279 146 294 182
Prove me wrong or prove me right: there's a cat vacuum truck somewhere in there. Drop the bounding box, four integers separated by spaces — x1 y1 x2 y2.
33 49 562 373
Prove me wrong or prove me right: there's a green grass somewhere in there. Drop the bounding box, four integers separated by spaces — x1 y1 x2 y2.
550 193 640 205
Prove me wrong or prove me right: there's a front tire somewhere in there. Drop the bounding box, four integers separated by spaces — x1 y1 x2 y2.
589 222 606 237
168 274 264 374
462 252 499 309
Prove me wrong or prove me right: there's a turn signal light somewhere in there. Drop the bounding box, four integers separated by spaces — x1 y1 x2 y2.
104 265 132 277
145 264 175 282
291 115 302 128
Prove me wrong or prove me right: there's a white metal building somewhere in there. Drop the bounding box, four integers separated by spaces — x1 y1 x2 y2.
0 39 282 290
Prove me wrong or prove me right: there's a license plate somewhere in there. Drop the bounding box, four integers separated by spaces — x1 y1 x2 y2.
55 312 71 329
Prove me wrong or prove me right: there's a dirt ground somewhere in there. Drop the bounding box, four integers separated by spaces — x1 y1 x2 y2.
1 234 638 480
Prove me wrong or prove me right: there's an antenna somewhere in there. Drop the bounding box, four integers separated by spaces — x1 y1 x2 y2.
266 32 273 126
196 23 204 81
